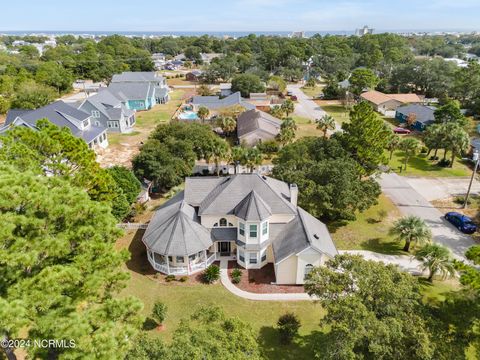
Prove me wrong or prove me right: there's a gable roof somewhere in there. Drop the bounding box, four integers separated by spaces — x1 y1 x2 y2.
81 90 134 120
361 90 422 106
191 92 255 110
107 82 155 101
234 190 272 221
111 71 163 83
4 100 105 144
237 109 282 138
396 104 436 125
142 192 213 256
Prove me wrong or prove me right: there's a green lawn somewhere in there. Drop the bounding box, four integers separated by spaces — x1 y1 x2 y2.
388 148 471 177
300 85 324 99
330 194 405 254
292 114 312 124
321 104 350 126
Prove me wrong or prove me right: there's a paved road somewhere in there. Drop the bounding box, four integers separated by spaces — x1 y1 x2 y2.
380 173 477 261
405 177 480 201
287 84 341 132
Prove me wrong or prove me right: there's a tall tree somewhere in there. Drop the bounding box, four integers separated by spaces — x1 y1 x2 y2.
442 122 469 167
106 166 142 204
231 73 265 97
277 117 297 146
349 68 380 95
386 134 401 161
399 137 421 170
281 99 295 117
390 215 432 252
304 255 436 360
415 244 456 281
315 114 336 138
197 106 210 122
0 164 143 360
335 101 390 175
434 101 468 127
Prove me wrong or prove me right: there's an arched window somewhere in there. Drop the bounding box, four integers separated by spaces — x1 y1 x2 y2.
219 218 227 227
304 264 314 280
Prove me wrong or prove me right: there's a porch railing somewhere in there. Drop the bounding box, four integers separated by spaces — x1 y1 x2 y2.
206 253 217 266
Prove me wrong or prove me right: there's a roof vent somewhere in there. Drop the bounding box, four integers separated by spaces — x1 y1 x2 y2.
262 176 267 180
313 234 319 240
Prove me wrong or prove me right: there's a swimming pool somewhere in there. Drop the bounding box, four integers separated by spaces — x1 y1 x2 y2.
178 111 199 120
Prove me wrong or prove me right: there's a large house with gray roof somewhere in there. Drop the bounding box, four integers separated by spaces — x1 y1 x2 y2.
142 174 337 284
1 100 108 150
78 90 136 133
395 104 436 131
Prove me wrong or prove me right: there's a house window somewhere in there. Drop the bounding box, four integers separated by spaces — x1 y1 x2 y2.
189 254 196 261
262 222 268 236
83 119 90 128
249 253 257 264
239 223 245 236
108 121 119 128
168 256 173 262
238 249 245 263
219 218 227 227
176 256 184 263
304 264 314 280
92 110 100 118
261 251 267 262
249 224 257 238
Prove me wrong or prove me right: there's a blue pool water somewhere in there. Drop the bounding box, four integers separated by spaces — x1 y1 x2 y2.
179 111 199 120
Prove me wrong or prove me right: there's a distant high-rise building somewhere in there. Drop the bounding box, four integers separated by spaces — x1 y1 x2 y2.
290 31 305 38
355 25 374 36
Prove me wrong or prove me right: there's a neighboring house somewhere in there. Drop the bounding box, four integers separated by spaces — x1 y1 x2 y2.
245 93 272 112
191 92 255 111
0 100 108 150
237 109 282 146
395 104 436 131
152 53 166 70
360 90 422 116
220 83 232 97
78 90 136 133
110 71 169 104
142 174 337 284
107 83 157 111
200 53 223 64
186 70 203 82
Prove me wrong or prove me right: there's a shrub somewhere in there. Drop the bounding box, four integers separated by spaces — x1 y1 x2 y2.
420 146 428 154
257 140 280 156
454 196 471 205
277 313 301 344
203 264 220 284
438 159 451 167
231 268 242 284
152 301 167 325
165 275 176 282
179 276 188 283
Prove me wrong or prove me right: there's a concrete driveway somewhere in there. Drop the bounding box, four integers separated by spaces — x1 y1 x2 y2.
380 173 477 261
287 84 341 132
405 177 480 201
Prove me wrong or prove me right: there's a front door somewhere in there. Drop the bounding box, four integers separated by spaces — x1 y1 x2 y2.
219 242 231 256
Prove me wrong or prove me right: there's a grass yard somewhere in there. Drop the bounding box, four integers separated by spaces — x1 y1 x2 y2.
295 123 324 139
330 194 405 254
388 148 471 177
300 85 324 98
321 103 350 126
292 114 312 124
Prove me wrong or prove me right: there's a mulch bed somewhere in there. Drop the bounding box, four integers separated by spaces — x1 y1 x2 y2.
227 261 305 294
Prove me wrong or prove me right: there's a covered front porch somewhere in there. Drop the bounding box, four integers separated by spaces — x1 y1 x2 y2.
147 249 217 275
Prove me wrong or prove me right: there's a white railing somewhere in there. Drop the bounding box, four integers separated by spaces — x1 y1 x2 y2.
152 262 169 274
169 266 188 275
191 262 206 272
206 253 217 266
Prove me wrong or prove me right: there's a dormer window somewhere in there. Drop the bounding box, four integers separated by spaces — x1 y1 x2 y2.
91 110 100 118
82 119 90 128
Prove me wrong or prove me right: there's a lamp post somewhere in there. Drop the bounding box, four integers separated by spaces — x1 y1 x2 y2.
463 150 480 209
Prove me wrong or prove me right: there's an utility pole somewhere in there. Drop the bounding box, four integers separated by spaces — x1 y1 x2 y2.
463 150 479 209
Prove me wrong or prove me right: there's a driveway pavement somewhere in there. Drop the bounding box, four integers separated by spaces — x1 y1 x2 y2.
380 173 477 261
287 84 341 132
404 177 480 201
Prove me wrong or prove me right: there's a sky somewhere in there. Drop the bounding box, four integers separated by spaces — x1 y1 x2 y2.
1 0 480 32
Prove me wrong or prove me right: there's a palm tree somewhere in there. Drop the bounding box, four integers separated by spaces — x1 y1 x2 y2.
270 105 285 119
218 116 236 135
315 114 336 138
197 84 212 96
281 99 295 117
211 139 229 176
399 138 420 171
197 106 210 123
230 146 246 174
386 134 400 161
443 123 469 167
390 215 432 252
424 124 443 158
415 244 456 281
277 117 297 146
244 147 263 173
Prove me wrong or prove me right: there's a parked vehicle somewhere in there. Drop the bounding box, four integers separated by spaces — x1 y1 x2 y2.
445 212 477 234
290 95 298 101
393 127 411 134
287 91 293 96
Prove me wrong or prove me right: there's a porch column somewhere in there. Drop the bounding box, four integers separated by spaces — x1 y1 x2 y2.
166 255 170 275
204 250 208 269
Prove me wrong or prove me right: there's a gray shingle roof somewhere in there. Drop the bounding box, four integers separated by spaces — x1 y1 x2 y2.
195 174 296 216
191 92 255 110
142 192 213 256
396 104 436 125
108 82 154 101
4 101 106 144
237 109 282 138
234 190 272 221
111 71 164 83
211 228 238 241
82 90 134 121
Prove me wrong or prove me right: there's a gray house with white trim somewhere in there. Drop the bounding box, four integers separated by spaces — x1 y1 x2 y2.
78 90 136 133
143 174 337 284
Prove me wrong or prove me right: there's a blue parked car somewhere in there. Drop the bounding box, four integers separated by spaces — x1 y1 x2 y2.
445 212 477 234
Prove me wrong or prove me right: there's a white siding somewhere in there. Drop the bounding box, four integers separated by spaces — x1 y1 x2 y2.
296 247 327 284
275 255 298 284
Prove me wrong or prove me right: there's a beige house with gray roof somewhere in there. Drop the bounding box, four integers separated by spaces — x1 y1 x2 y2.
142 174 337 284
237 109 282 146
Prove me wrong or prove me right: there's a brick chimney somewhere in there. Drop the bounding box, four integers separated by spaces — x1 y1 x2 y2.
289 183 298 207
